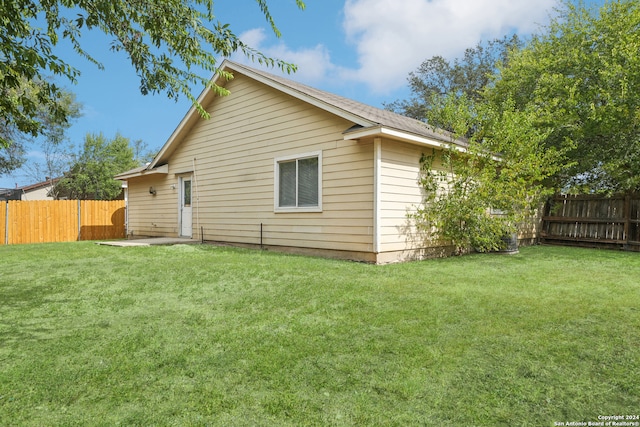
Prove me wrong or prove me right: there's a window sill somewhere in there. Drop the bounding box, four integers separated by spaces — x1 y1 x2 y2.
275 206 322 214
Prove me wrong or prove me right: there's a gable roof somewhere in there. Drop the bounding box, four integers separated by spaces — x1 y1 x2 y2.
118 60 466 180
234 61 462 145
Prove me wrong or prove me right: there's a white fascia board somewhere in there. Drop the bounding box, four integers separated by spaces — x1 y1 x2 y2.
344 126 467 152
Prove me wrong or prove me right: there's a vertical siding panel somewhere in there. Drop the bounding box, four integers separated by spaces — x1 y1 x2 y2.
7 201 15 244
0 201 6 245
64 200 78 242
91 201 99 240
110 200 123 239
10 201 20 244
9 201 20 244
24 201 31 243
33 201 41 243
113 201 126 238
53 201 62 242
80 200 94 240
49 200 57 242
112 200 125 239
81 200 92 240
80 200 90 240
23 201 31 243
37 201 44 242
90 200 102 240
37 201 45 243
55 200 64 242
42 201 51 243
29 201 36 243
379 141 424 252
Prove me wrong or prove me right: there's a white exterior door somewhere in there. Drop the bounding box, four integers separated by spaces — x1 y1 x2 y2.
180 177 192 237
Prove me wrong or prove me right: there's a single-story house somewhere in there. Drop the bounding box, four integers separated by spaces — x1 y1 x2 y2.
116 60 473 263
16 178 60 200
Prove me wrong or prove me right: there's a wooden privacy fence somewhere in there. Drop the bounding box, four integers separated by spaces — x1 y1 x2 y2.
541 194 640 250
1 200 125 245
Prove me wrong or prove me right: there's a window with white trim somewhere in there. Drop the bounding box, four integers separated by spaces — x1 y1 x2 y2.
275 151 322 211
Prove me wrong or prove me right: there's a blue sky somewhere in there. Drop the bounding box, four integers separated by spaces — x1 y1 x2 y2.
1 0 605 189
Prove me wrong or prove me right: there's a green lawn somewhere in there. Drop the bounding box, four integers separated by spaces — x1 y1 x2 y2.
0 242 638 426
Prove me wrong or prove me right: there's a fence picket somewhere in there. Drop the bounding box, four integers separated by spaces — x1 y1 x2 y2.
542 194 640 250
1 200 125 245
80 200 126 241
1 201 6 245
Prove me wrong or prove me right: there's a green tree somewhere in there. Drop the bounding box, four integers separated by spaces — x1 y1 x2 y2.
1 81 81 175
0 136 24 176
24 89 82 183
487 0 640 193
386 35 521 135
1 0 306 148
407 0 640 253
412 94 562 254
131 139 158 166
56 133 139 200
401 35 562 253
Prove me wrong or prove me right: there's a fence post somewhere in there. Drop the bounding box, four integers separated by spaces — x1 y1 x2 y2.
624 194 631 249
77 199 81 241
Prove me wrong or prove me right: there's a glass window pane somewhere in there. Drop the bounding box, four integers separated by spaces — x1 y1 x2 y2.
183 180 191 206
279 161 296 207
298 157 318 206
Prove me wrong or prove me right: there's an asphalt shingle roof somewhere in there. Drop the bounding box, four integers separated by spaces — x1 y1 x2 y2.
230 61 464 146
118 60 468 179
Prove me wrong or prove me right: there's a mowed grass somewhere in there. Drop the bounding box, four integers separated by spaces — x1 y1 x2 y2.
0 242 638 426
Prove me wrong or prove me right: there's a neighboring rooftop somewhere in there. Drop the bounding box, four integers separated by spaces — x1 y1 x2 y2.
18 177 60 192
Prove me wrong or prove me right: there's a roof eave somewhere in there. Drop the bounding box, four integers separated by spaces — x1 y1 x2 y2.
343 126 468 151
115 164 169 180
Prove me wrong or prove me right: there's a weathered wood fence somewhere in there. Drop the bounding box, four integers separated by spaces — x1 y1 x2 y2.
541 194 640 250
0 200 125 245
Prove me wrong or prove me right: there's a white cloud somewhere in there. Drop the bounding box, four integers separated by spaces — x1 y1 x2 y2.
264 42 335 83
231 0 558 101
237 28 268 51
235 28 337 85
341 0 557 93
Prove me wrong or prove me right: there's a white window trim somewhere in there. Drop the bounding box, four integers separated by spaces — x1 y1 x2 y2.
274 150 322 213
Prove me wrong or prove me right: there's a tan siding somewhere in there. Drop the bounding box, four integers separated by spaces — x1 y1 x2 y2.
127 175 179 237
125 74 374 252
377 142 454 260
378 140 430 253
